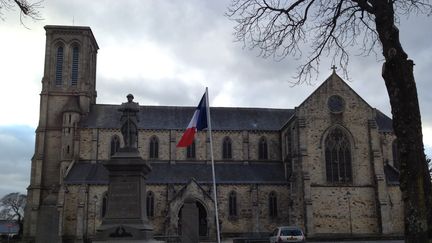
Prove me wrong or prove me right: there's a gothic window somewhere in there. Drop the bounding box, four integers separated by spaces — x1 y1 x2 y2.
55 46 64 85
229 191 237 217
146 191 154 217
222 137 232 159
392 139 400 170
101 193 108 218
269 191 278 217
110 135 120 156
325 127 352 183
71 46 79 86
258 137 268 160
186 140 196 159
149 136 159 159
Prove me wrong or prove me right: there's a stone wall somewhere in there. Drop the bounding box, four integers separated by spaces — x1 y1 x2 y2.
78 129 281 162
387 186 404 233
311 186 378 234
295 74 382 235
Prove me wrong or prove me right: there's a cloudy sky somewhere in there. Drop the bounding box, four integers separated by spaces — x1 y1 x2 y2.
0 0 431 198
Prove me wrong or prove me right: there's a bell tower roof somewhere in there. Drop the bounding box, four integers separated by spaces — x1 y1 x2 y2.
44 25 99 50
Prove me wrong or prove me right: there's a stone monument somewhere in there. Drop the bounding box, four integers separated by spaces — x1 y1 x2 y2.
95 94 157 242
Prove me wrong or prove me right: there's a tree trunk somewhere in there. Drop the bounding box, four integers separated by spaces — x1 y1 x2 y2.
374 3 432 242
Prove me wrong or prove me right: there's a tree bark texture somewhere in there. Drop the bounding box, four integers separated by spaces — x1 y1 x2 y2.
374 3 432 242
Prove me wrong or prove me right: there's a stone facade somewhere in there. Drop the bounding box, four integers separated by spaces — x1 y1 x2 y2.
23 25 404 243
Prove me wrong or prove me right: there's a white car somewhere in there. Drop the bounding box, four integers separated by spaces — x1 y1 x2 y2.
269 226 306 243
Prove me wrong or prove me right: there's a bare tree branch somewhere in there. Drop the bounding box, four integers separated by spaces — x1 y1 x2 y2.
0 0 43 27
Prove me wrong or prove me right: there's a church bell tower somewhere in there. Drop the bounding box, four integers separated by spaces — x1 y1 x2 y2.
24 25 99 242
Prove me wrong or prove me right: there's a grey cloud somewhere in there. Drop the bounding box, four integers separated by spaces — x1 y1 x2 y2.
0 126 34 198
2 0 432 196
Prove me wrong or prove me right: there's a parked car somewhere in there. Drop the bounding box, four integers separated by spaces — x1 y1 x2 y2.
269 226 306 243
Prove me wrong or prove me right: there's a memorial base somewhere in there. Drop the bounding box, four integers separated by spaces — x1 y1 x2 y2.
95 148 157 242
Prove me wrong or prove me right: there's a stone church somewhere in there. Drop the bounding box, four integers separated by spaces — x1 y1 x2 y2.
23 25 404 242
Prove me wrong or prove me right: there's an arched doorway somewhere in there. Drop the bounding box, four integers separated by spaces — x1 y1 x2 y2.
178 200 208 237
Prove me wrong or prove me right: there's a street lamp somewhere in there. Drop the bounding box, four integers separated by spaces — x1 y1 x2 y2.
346 191 353 235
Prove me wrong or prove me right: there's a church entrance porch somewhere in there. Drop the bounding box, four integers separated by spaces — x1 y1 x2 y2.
178 200 208 238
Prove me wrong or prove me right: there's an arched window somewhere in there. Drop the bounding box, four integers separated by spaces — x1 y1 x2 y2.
325 127 352 183
55 46 64 85
229 191 237 217
392 139 400 170
71 46 79 86
269 191 277 217
258 137 268 160
186 140 196 159
101 193 108 218
110 135 120 156
146 191 154 217
222 137 232 159
149 136 159 159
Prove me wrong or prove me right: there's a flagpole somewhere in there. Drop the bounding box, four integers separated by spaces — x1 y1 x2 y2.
205 87 221 243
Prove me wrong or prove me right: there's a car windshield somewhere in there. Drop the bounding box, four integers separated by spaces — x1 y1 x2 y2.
280 229 302 236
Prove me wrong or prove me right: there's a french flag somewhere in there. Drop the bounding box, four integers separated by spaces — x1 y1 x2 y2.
177 92 208 147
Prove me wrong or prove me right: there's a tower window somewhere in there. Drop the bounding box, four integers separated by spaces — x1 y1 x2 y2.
146 191 154 217
71 46 79 86
325 127 352 183
149 136 159 159
222 137 232 159
55 46 64 85
102 193 108 218
258 137 268 160
229 191 237 217
186 140 196 159
110 135 120 156
269 191 278 217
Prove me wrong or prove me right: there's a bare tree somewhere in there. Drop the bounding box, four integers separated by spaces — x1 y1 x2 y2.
227 0 432 242
0 193 26 236
0 0 43 25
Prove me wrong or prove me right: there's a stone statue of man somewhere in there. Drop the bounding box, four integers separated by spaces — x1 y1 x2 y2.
118 94 139 148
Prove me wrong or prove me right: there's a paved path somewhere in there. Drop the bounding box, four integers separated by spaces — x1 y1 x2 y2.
310 241 404 243
220 240 403 243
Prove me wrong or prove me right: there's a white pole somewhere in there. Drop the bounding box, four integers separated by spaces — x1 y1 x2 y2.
205 87 221 243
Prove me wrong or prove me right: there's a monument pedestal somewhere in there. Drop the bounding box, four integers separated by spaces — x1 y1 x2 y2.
95 148 156 242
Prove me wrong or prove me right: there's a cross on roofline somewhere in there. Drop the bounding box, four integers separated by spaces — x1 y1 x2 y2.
331 65 337 73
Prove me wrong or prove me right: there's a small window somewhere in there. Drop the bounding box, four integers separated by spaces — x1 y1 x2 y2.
229 191 237 217
102 193 108 218
258 137 268 160
110 136 120 156
149 136 159 159
71 46 79 86
186 140 196 159
392 139 400 170
222 137 232 159
55 46 64 85
269 191 277 217
146 191 154 217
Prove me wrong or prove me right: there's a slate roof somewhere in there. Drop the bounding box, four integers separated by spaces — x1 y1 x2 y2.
0 221 19 234
64 161 288 185
375 109 393 132
80 105 294 131
79 104 393 132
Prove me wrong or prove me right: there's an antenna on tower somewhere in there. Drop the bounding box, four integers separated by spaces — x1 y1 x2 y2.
72 16 75 26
